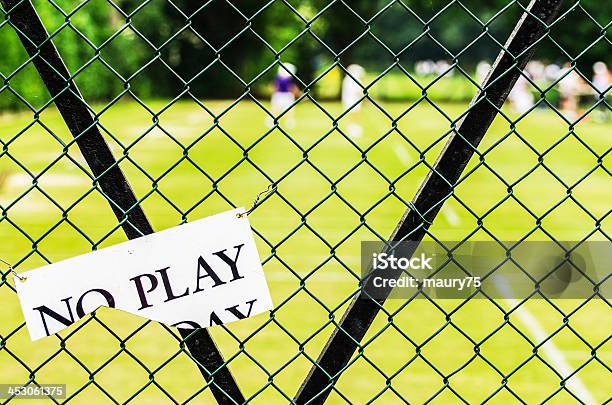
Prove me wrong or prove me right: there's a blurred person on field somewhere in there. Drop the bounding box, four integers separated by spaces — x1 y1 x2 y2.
415 60 436 76
526 60 546 82
341 64 366 138
435 60 453 76
476 60 491 88
267 63 299 128
508 72 534 114
558 62 586 119
544 63 561 82
591 61 610 122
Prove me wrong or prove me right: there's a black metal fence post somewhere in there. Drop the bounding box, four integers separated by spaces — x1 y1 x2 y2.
295 0 565 403
0 0 244 403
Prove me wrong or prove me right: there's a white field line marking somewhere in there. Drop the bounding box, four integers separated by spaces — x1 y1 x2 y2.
392 142 462 226
441 204 461 226
494 276 596 405
7 173 88 187
394 142 412 166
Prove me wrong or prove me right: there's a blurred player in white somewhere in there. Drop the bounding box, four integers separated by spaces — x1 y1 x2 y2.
591 61 610 122
508 73 534 114
476 60 491 87
341 64 366 137
267 63 299 128
558 62 585 119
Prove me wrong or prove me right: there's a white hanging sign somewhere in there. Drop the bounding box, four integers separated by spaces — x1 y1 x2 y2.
14 208 273 341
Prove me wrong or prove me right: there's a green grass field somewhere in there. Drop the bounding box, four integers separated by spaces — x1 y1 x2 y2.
0 99 610 404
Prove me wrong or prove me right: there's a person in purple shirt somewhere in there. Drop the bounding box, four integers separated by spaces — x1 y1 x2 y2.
268 63 299 128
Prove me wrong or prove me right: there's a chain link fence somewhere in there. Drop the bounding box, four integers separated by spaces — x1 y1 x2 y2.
0 0 610 403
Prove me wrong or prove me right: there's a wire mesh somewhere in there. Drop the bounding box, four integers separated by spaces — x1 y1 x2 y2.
0 0 609 403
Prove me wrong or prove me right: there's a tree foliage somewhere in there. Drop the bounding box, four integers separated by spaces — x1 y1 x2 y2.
0 0 608 109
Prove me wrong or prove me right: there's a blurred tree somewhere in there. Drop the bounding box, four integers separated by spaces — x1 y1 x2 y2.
0 0 608 108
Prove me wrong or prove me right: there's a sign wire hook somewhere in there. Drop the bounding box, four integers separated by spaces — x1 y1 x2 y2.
237 183 277 218
0 257 26 282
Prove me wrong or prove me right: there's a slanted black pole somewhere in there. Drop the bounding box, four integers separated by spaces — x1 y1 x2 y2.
1 0 244 403
295 0 564 403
